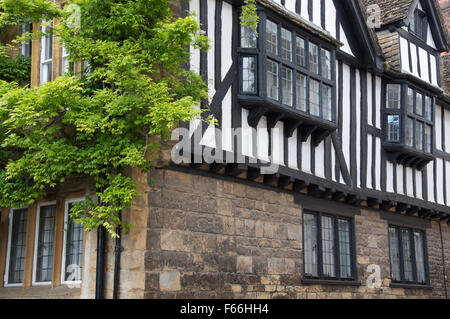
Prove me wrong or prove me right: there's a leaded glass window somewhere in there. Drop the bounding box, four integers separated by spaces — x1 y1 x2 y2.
267 59 279 100
266 20 278 55
389 226 428 285
386 84 401 109
242 57 257 94
7 208 28 285
281 28 292 61
303 212 355 281
281 66 293 106
34 204 56 283
63 201 85 282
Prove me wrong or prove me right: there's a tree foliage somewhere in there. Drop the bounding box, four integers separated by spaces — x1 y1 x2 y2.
0 0 259 238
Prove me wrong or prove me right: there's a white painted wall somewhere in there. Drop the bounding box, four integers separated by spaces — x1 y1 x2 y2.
399 36 411 73
288 129 299 170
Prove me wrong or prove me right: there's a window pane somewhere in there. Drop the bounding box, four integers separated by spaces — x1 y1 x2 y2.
309 43 319 74
309 79 320 117
35 204 56 282
387 115 400 142
304 214 318 277
415 92 423 116
414 232 426 283
321 49 331 80
321 216 335 277
425 125 432 153
386 84 401 109
281 28 292 61
266 20 278 55
406 117 414 147
8 209 28 284
322 85 333 122
64 203 84 282
281 67 293 106
338 219 352 278
242 57 257 93
21 23 32 59
295 73 307 112
44 32 52 61
295 36 306 67
401 229 414 282
425 97 432 121
415 122 424 151
241 25 257 48
389 227 401 281
407 88 414 114
41 62 52 84
266 60 279 100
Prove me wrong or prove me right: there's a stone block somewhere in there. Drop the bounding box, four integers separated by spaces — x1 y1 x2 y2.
237 256 253 274
159 271 181 292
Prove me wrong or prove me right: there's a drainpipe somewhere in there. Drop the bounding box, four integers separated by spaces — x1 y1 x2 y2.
95 226 106 299
113 211 122 299
95 190 106 299
439 222 448 299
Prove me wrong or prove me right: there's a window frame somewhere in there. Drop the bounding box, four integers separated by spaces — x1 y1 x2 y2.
388 225 430 286
4 207 29 288
40 22 53 84
237 9 337 125
20 21 32 59
382 82 435 166
302 210 357 283
61 197 85 285
32 201 57 286
410 9 428 42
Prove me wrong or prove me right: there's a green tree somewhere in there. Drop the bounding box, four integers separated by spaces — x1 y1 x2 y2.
0 0 258 237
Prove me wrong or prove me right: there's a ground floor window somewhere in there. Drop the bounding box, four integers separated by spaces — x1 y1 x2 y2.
2 197 85 287
388 226 429 285
5 208 28 286
303 211 355 281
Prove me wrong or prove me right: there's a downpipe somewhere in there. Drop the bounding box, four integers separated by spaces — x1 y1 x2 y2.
113 211 122 299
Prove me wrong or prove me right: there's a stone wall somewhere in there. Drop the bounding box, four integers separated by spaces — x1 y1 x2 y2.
80 167 150 299
0 167 149 299
144 168 450 299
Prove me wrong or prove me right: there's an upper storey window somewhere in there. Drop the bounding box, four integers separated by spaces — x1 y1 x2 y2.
238 9 337 140
260 18 334 121
238 9 337 144
383 82 434 169
410 9 428 41
40 23 53 84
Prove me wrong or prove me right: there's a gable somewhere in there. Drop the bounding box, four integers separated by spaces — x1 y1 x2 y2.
367 0 449 51
410 0 449 51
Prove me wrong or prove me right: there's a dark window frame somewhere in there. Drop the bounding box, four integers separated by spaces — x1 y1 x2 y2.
388 225 430 286
5 207 28 286
409 8 428 42
382 80 436 169
237 8 337 124
383 83 434 154
302 210 358 283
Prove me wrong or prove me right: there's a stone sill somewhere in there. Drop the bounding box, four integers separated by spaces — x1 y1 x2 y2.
301 279 361 287
390 283 434 290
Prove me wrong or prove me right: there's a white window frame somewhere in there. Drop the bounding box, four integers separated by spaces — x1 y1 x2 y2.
40 22 53 84
4 207 28 288
61 44 70 75
32 201 57 286
61 197 85 285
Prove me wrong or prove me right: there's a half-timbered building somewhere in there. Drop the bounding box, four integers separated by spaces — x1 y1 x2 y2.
0 0 449 299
